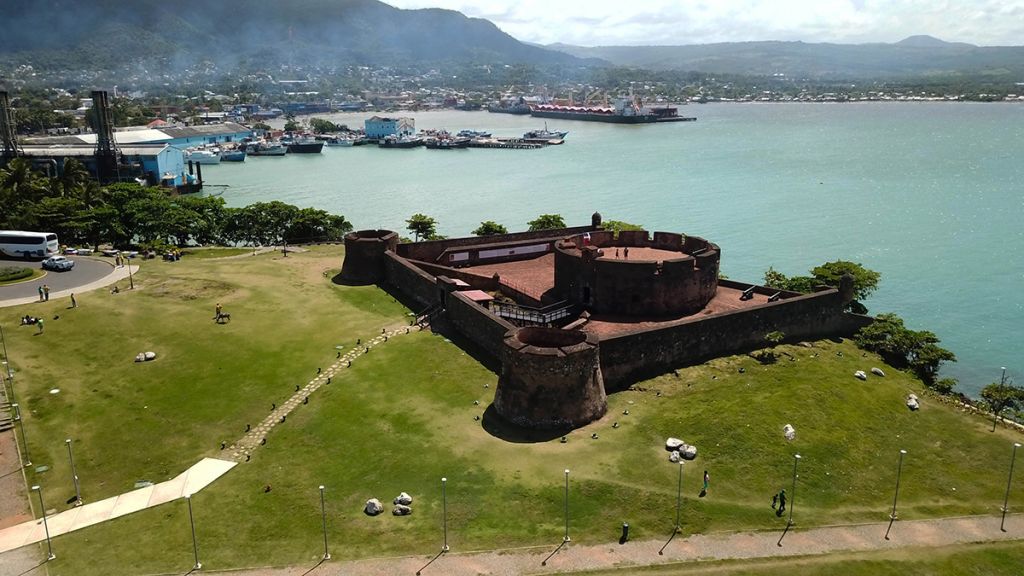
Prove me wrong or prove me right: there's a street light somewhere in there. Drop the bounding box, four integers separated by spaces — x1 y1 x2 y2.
186 494 201 570
66 438 82 506
788 454 801 527
563 469 571 543
1002 442 1021 532
441 477 449 552
674 461 684 533
31 485 55 560
885 449 907 540
11 403 31 467
319 485 330 560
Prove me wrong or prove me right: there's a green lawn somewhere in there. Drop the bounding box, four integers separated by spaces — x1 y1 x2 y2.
2 245 1020 575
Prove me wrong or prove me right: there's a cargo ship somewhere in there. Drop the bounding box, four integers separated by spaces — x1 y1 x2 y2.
487 97 531 115
530 96 695 124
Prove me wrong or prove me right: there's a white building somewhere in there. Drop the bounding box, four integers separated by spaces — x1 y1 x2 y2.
364 116 414 139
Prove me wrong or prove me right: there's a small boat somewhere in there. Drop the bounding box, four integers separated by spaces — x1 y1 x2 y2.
456 129 491 138
221 149 246 162
326 136 355 147
524 123 568 140
185 148 222 164
425 137 470 150
246 141 288 156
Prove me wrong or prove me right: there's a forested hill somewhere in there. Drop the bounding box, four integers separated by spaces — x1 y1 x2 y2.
548 36 1024 79
0 0 584 71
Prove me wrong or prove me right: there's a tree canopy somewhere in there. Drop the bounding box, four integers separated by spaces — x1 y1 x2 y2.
472 221 507 236
406 213 438 241
854 313 956 387
764 260 880 313
527 214 566 231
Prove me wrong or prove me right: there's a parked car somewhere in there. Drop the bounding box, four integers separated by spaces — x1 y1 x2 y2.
42 255 75 271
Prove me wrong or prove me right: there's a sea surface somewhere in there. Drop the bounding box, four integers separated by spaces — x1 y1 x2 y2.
202 103 1024 395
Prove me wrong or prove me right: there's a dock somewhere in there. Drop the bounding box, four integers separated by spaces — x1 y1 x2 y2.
465 137 561 150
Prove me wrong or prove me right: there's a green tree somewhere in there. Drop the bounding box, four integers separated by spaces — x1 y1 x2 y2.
855 313 956 387
309 118 339 134
811 261 881 313
980 378 1023 431
762 267 818 293
603 220 643 233
527 214 566 231
406 213 438 241
472 221 507 236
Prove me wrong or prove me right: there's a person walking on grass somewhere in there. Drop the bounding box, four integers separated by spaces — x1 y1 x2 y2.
215 302 222 319
70 293 77 308
36 318 44 334
703 470 710 494
777 489 787 516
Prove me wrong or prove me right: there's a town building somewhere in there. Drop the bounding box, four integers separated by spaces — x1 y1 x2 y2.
364 116 415 139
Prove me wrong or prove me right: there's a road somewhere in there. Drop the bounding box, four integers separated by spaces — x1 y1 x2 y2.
0 257 120 304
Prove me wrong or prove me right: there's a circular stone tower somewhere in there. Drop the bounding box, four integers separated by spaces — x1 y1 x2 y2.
340 229 399 284
494 327 607 429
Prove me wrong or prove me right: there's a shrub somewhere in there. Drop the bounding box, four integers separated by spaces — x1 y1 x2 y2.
0 266 33 283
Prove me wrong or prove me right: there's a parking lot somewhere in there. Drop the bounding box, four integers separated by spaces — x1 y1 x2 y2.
0 256 117 303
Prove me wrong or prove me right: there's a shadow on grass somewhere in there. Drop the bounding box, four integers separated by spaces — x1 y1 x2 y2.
330 272 374 287
481 405 571 444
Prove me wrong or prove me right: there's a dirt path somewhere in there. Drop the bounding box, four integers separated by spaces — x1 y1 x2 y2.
200 514 1021 576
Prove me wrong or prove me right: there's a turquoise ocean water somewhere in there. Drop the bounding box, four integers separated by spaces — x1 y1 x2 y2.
202 103 1024 394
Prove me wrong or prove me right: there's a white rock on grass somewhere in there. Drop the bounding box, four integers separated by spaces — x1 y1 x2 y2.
393 504 413 516
679 444 698 460
394 492 413 505
854 370 867 381
783 424 796 441
364 498 384 516
144 351 157 361
665 437 685 451
906 394 920 411
871 367 885 377
669 450 681 463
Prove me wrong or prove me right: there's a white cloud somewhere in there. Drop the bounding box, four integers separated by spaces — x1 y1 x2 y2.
383 0 1024 46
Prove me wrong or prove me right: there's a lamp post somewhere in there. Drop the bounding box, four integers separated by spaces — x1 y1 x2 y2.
319 485 330 560
186 494 201 570
788 454 801 527
31 485 55 560
885 449 907 540
127 259 134 290
11 403 31 467
441 477 449 552
1002 442 1021 532
674 461 684 533
563 469 571 543
66 438 82 506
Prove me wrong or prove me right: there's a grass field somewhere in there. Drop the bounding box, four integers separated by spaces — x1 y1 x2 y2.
1 245 1021 575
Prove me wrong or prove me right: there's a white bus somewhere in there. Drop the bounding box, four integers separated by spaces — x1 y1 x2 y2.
0 231 60 259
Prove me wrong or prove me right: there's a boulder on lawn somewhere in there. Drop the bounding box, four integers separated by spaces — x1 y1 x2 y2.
854 370 867 381
906 394 920 411
679 444 698 460
871 367 885 377
665 437 685 451
364 498 384 516
144 351 157 361
393 504 412 516
783 424 796 441
135 353 146 362
668 450 681 463
394 492 413 505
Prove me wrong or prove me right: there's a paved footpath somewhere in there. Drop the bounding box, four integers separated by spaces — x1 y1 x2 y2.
214 514 1023 576
0 261 138 308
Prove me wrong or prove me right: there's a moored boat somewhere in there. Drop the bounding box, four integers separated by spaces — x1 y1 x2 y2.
246 141 288 156
378 135 423 149
185 148 222 164
221 149 246 162
285 136 325 154
524 123 568 140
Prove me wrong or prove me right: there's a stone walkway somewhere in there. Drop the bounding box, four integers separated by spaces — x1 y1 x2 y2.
214 514 1023 576
0 457 236 555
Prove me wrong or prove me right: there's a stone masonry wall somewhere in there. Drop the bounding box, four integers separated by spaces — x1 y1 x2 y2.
444 290 516 359
382 252 440 310
396 225 597 262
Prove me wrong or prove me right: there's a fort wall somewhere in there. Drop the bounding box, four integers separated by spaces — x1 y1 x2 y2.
443 290 515 359
340 229 399 284
598 289 873 388
382 251 439 310
396 225 597 263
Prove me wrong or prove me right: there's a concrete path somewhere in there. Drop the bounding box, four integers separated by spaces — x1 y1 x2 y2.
224 514 1023 576
0 457 235 554
0 260 139 308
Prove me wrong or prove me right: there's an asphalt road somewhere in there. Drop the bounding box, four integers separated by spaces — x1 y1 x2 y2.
0 257 115 302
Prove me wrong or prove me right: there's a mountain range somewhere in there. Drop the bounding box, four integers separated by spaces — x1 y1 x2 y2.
0 0 581 71
2 0 1023 82
547 36 1024 79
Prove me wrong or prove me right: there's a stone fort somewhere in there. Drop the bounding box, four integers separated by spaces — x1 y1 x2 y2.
341 214 870 430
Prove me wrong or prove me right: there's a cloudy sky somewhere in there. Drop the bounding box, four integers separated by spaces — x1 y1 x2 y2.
384 0 1024 46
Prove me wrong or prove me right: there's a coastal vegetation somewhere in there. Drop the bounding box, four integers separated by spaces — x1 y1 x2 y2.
764 261 880 314
472 221 508 236
405 213 439 241
0 158 352 249
4 246 1020 575
527 213 567 231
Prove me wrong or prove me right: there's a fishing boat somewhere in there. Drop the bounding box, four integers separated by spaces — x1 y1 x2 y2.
284 136 325 154
378 134 423 149
456 130 492 139
185 148 222 164
246 141 288 156
221 148 246 162
326 136 355 147
524 123 568 140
